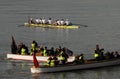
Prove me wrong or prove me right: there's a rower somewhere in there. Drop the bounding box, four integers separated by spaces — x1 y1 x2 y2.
43 47 48 56
73 54 84 64
94 44 105 60
17 42 23 54
42 18 47 24
35 18 41 24
65 19 72 25
31 40 38 55
39 18 43 24
57 19 61 25
94 50 100 61
52 56 59 65
28 18 34 24
59 49 68 65
60 19 65 25
113 51 120 58
46 56 52 66
48 18 52 24
79 54 84 63
50 58 55 67
21 44 29 55
46 56 57 67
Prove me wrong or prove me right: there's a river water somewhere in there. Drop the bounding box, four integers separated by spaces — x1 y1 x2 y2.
1 0 120 79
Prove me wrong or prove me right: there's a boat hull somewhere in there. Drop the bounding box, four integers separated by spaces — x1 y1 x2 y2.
7 53 75 62
24 23 80 29
31 58 120 73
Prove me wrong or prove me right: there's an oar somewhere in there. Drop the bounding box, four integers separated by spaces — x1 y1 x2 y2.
17 24 24 27
28 16 31 27
79 24 88 27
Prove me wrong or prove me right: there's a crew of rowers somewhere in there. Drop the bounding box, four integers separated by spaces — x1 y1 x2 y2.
16 40 73 56
94 44 120 61
70 44 120 65
28 17 72 26
14 40 73 66
11 41 120 66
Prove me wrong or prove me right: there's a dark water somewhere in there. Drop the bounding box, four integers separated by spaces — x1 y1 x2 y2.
1 0 120 79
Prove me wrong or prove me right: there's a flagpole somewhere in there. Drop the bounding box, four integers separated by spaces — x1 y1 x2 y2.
33 52 39 68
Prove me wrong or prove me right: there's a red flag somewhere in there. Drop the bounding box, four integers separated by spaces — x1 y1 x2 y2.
11 36 17 54
33 53 39 68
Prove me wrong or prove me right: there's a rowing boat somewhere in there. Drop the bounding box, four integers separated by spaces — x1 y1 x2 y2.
7 53 75 62
24 23 80 29
31 57 120 73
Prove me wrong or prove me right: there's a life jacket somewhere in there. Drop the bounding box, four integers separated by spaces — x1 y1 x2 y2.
60 51 66 61
43 49 48 56
31 43 36 50
46 59 51 66
79 56 82 60
31 43 38 54
50 60 55 67
21 48 26 55
94 53 99 58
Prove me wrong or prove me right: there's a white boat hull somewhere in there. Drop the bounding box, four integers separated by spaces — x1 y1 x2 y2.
31 58 120 73
7 53 75 62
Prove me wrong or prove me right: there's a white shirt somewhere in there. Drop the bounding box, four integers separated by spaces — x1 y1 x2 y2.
48 20 52 24
60 20 64 25
35 19 40 23
42 19 46 24
65 20 71 25
57 20 61 25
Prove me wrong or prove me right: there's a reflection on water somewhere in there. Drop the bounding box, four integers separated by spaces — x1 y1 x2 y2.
1 58 120 79
31 65 120 79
